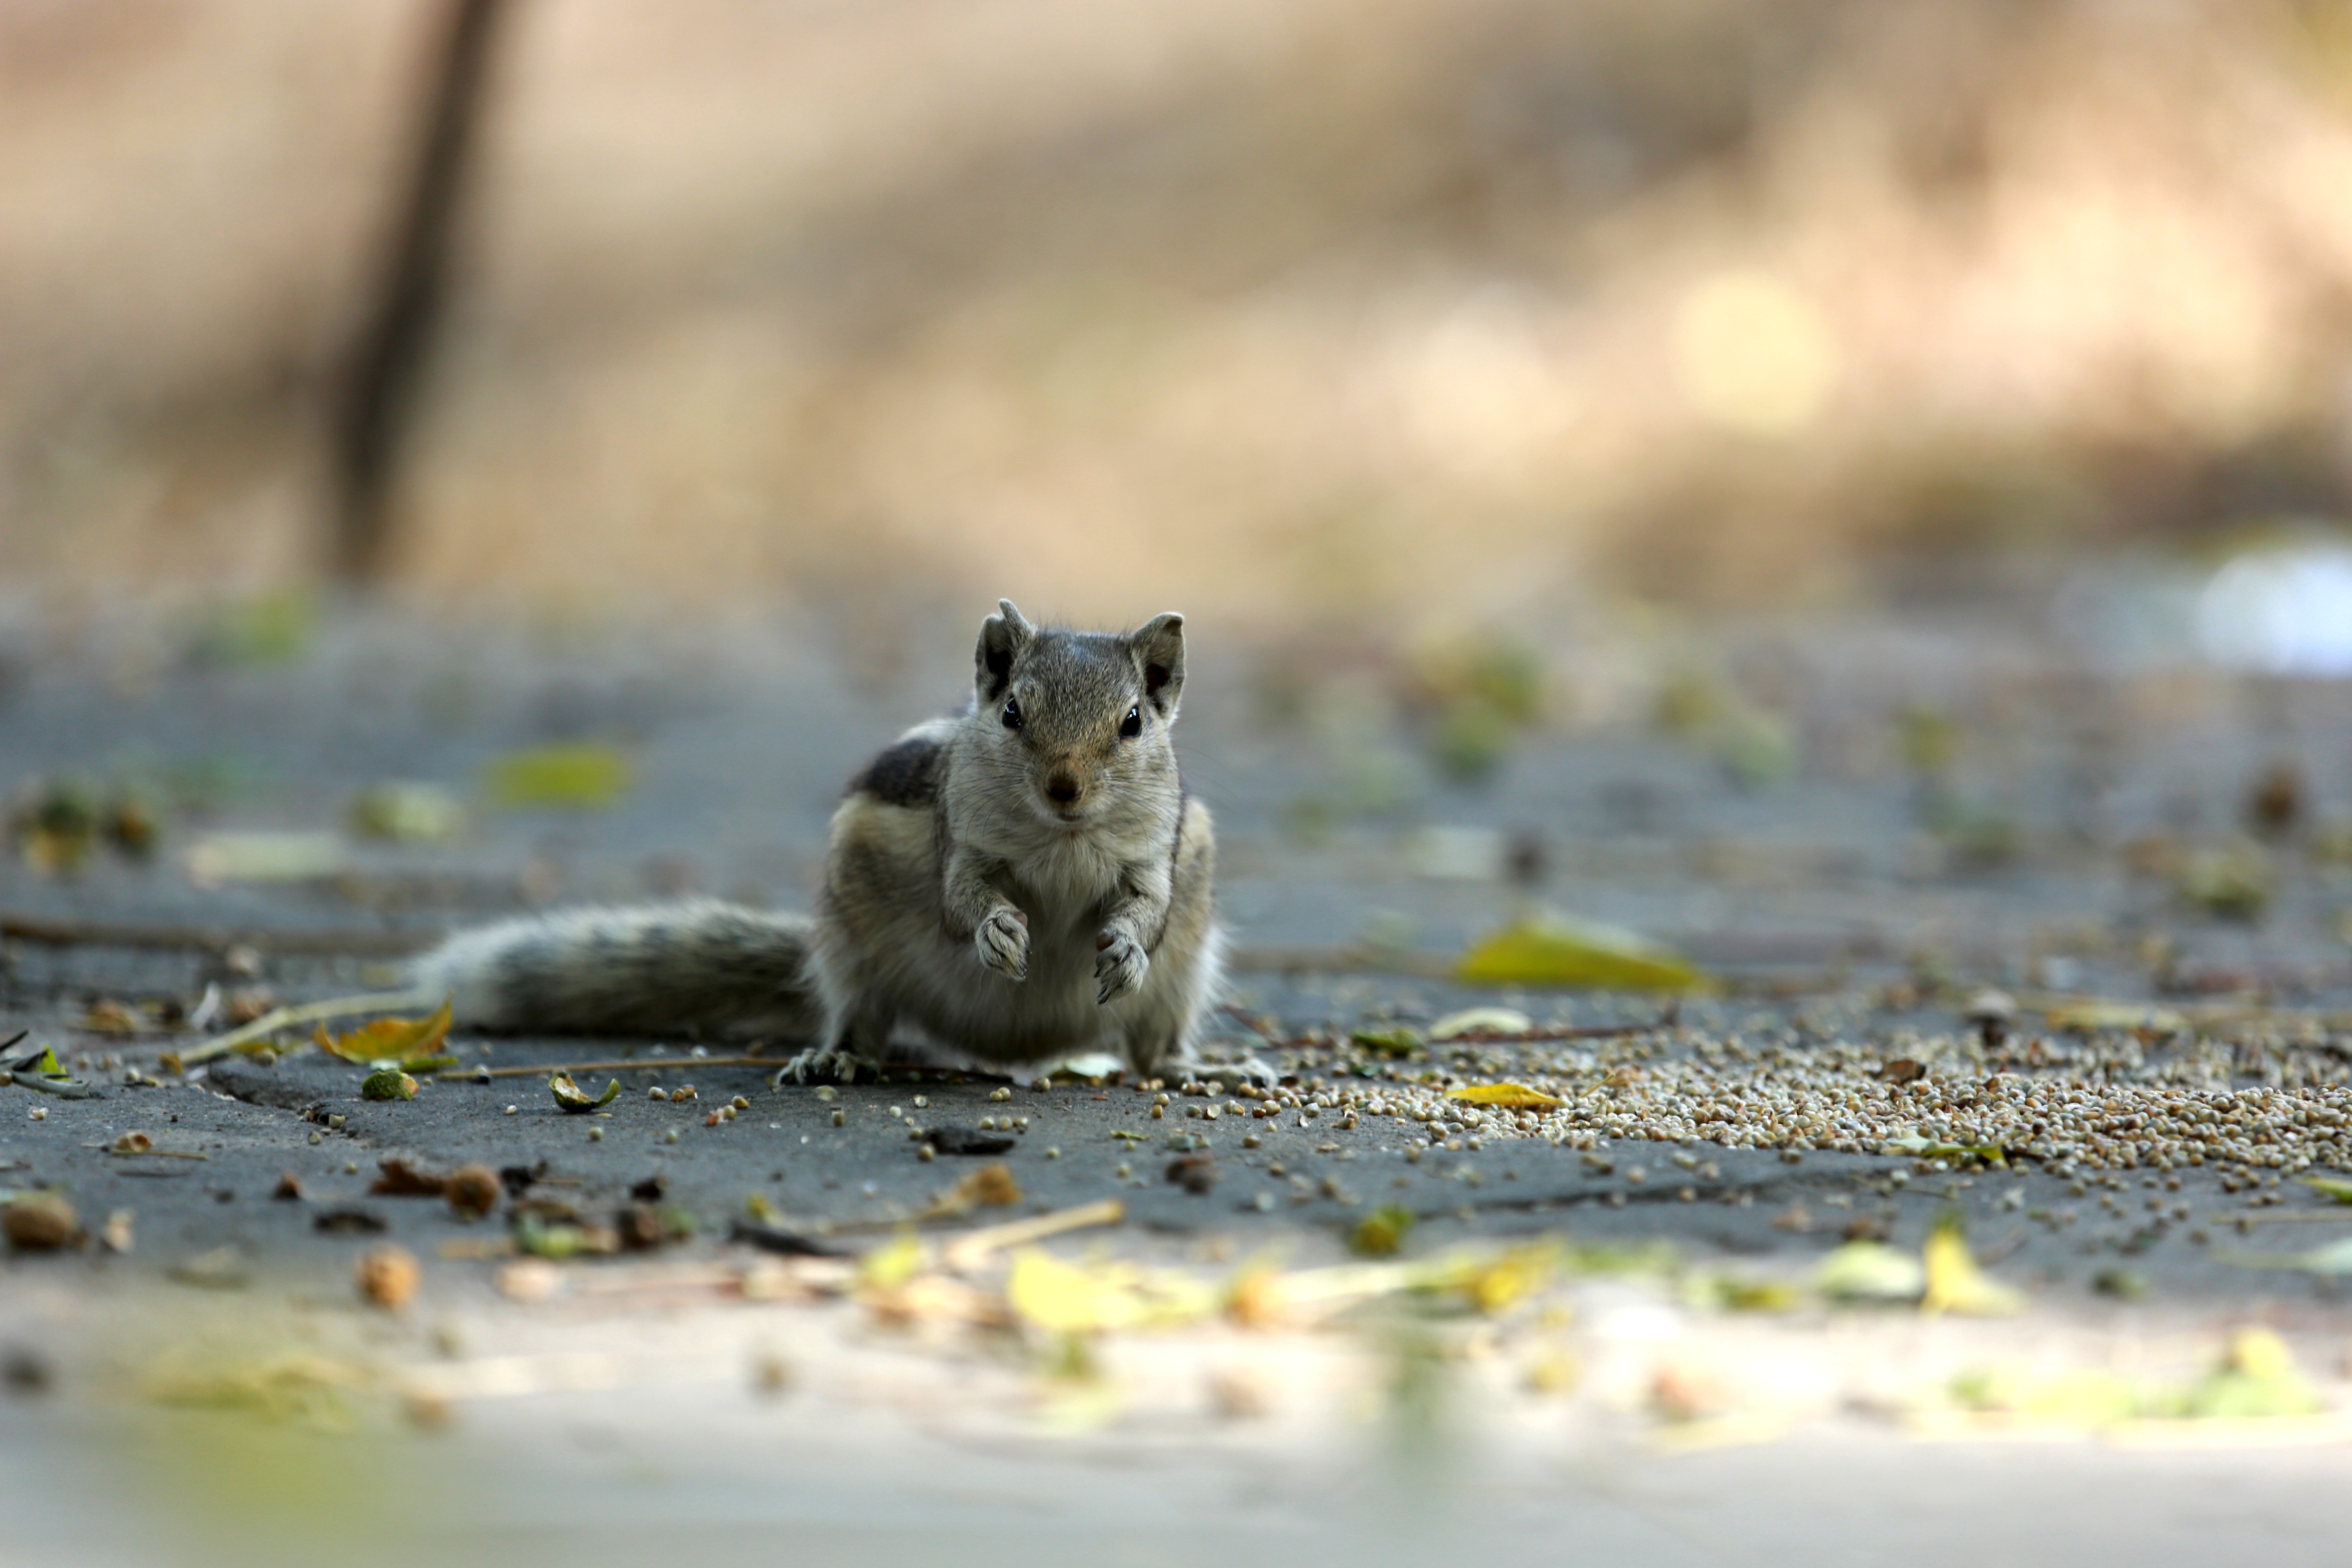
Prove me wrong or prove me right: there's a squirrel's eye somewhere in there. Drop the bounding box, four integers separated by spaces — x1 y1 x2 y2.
1119 704 1142 739
1001 698 1022 731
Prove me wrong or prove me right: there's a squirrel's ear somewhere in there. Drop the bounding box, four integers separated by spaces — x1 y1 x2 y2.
976 600 1033 700
1129 612 1186 715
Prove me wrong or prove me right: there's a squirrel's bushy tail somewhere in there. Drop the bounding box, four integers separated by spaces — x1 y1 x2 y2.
410 900 819 1040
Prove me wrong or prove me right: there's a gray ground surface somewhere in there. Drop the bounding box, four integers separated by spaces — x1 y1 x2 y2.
7 604 2352 1564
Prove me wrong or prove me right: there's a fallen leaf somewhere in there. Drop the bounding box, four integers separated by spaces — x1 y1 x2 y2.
1813 1241 1924 1303
511 1214 617 1259
347 782 465 844
1445 1082 1564 1110
185 831 346 886
549 1073 621 1113
1351 1205 1415 1257
2176 1328 2321 1419
315 998 455 1070
1454 911 1708 991
483 745 633 810
1952 1365 2145 1427
143 1353 371 1430
361 1069 418 1101
1006 1249 1212 1334
1922 1215 2021 1316
1885 1133 2007 1167
1412 1242 1559 1313
80 999 139 1035
1690 1273 1800 1313
1427 1007 1532 1040
859 1232 925 1292
1350 1027 1425 1058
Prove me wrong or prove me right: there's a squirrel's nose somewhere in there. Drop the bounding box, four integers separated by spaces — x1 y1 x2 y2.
1044 772 1082 805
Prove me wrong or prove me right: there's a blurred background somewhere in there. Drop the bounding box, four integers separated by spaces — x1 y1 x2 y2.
12 0 2352 638
8 0 2352 973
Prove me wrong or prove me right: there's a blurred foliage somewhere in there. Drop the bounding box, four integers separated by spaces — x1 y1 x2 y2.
481 744 634 810
2175 842 2274 922
18 3 2352 616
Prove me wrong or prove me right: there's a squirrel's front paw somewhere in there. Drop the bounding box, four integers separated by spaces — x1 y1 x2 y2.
975 907 1030 980
1094 931 1149 1004
773 1047 878 1087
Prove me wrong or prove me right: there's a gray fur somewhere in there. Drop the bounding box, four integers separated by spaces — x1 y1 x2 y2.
411 901 820 1039
411 601 1246 1085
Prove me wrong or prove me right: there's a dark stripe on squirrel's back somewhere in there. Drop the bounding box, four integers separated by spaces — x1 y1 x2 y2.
851 736 942 806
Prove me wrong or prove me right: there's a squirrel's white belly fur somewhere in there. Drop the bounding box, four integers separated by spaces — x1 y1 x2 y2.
408 600 1248 1087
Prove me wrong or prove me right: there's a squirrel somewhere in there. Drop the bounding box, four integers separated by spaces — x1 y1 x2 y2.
412 600 1258 1087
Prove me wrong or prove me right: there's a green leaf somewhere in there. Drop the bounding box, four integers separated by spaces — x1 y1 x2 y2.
1455 911 1708 991
2302 1176 2352 1204
1350 1027 1425 1058
550 1073 621 1113
483 745 633 810
1351 1206 1415 1258
360 1069 418 1101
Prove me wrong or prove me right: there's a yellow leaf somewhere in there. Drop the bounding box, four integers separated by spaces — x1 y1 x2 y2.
1411 1243 1559 1314
859 1232 925 1292
1455 911 1708 991
1445 1082 1564 1109
1005 1250 1212 1334
313 998 455 1069
483 745 633 810
1350 1205 1415 1257
1922 1217 2020 1316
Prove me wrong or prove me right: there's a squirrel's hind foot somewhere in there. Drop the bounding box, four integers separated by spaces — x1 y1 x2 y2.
773 1046 883 1087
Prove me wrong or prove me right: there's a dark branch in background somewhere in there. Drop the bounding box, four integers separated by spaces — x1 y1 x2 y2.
330 0 513 585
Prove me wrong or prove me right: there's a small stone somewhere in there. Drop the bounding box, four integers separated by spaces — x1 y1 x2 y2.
4 1194 79 1251
355 1244 421 1310
445 1164 502 1220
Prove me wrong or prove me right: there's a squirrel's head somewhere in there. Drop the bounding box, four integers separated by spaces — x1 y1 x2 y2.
973 599 1185 824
